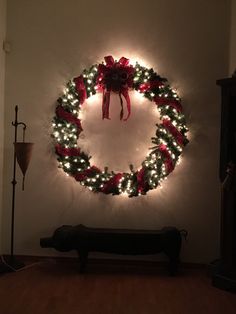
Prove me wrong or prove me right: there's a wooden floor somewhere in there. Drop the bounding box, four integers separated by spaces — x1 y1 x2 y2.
0 259 236 314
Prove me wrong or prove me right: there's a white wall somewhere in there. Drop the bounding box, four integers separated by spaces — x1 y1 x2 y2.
0 0 6 254
2 0 230 263
230 0 236 74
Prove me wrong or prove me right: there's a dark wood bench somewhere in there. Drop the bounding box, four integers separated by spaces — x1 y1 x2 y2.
40 225 186 275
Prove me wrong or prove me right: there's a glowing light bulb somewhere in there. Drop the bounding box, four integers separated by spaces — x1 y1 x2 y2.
172 120 177 126
65 162 70 169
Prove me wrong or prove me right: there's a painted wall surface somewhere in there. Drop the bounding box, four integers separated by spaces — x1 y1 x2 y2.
230 0 236 74
2 0 230 262
0 0 6 253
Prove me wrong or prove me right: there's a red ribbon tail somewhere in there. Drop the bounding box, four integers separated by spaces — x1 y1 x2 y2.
102 90 111 119
119 92 124 120
122 90 131 121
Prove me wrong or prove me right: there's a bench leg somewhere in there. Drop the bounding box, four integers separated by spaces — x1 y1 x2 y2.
77 250 88 273
168 257 179 276
164 247 180 276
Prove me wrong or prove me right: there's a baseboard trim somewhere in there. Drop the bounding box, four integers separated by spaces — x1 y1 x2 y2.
6 254 206 270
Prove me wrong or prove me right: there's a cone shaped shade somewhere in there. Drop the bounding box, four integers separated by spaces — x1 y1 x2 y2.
14 142 34 176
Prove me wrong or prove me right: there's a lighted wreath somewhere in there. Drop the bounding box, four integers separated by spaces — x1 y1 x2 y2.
52 56 189 197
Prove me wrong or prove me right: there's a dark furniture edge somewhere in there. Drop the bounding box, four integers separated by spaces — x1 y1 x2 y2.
216 77 236 87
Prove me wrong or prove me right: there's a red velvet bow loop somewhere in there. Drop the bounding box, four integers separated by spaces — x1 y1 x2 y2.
104 55 115 67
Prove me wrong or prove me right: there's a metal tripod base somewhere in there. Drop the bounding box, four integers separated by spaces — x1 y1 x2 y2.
0 261 11 274
0 256 25 272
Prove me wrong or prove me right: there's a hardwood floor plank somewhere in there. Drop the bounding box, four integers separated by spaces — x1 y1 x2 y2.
0 259 236 314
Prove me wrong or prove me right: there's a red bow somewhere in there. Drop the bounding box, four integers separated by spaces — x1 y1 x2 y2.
96 56 135 121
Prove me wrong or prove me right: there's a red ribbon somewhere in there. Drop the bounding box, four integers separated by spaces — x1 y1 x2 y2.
102 90 111 120
101 173 123 194
119 89 131 121
55 144 81 157
74 75 87 104
159 144 174 173
137 168 148 194
56 106 83 134
96 56 134 121
139 80 164 93
74 166 101 182
162 119 184 145
154 96 182 112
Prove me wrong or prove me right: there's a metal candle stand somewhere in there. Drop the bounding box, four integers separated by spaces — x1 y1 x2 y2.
0 106 33 273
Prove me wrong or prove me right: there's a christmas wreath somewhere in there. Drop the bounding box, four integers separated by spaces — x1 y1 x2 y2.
52 56 189 197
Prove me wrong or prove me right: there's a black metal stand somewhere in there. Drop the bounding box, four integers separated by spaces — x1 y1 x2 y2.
0 106 27 273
